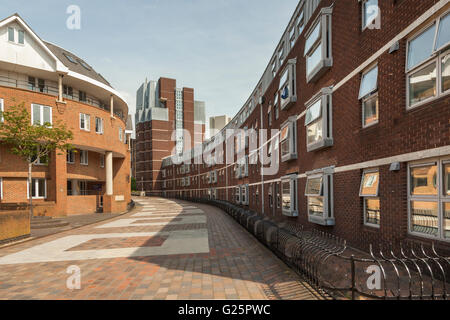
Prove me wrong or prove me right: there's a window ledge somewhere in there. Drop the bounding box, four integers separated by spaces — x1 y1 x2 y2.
306 58 333 83
307 138 334 152
308 215 335 226
280 96 297 111
281 153 298 162
282 209 298 217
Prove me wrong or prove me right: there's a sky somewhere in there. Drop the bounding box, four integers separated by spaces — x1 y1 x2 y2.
2 0 299 134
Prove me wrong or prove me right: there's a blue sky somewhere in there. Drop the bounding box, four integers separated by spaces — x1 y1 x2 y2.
2 0 299 132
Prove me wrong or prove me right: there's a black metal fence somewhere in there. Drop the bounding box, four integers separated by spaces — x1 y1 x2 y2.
186 197 450 300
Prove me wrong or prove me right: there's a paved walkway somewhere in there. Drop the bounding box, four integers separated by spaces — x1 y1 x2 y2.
0 198 320 300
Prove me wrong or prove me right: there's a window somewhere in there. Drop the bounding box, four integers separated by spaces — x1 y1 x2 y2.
362 0 379 30
28 77 35 90
63 85 73 98
360 170 380 227
281 175 298 217
304 7 333 83
63 53 78 64
289 26 296 49
0 178 3 200
241 184 249 205
305 88 333 152
235 186 241 204
278 43 285 67
32 153 48 166
100 154 105 168
38 79 45 93
279 60 297 110
79 91 87 102
31 104 52 126
79 113 90 131
79 60 91 71
297 8 305 36
80 150 88 165
8 27 14 42
67 150 75 164
18 30 24 44
269 185 273 208
28 179 46 199
274 93 279 120
280 117 297 162
306 167 335 226
276 182 281 209
268 105 272 127
359 65 379 127
408 159 450 240
79 181 88 195
407 12 450 108
0 98 4 122
95 117 103 134
255 186 259 204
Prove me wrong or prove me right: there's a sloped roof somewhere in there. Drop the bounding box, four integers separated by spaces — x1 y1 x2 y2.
44 41 112 87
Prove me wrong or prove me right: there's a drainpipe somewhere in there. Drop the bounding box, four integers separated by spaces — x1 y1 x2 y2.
58 74 64 102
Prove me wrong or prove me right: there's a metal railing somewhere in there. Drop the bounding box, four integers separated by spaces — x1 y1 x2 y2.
183 197 450 300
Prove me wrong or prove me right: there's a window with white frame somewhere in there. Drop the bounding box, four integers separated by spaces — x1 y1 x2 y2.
359 64 379 127
305 168 335 226
32 104 52 126
18 30 24 44
280 117 297 162
279 59 297 110
0 178 2 200
80 150 88 165
362 0 379 30
67 150 75 164
235 186 241 204
360 169 380 227
305 88 333 152
304 7 333 83
407 12 450 109
0 98 3 122
31 153 48 166
8 27 14 42
79 113 90 131
241 184 249 206
28 178 46 199
297 7 305 36
119 128 123 142
289 25 296 49
95 117 103 134
408 159 450 240
278 43 285 67
100 154 105 168
79 181 88 195
282 174 298 217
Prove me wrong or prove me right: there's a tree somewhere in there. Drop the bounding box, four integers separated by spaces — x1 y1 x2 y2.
0 103 73 220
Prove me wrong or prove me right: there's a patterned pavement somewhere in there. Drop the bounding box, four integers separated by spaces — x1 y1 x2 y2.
0 198 320 300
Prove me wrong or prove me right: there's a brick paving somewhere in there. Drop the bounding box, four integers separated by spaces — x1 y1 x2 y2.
0 197 321 300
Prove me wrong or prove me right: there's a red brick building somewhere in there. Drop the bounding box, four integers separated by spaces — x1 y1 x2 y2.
0 14 132 216
134 77 206 194
158 0 450 252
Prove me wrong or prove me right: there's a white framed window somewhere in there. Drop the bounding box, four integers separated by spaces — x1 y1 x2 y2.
280 116 297 162
80 150 88 165
406 12 450 109
408 158 450 241
28 178 47 199
95 117 103 134
31 153 48 166
100 154 105 168
0 98 4 122
235 186 241 204
18 30 24 45
67 150 75 164
31 104 52 127
297 7 305 36
0 178 3 200
241 184 249 206
79 113 90 131
359 64 379 127
360 169 380 227
306 167 335 226
305 88 333 152
79 181 88 195
279 59 297 110
281 174 298 217
7 27 14 42
278 43 285 67
304 7 333 83
289 25 296 49
362 0 379 30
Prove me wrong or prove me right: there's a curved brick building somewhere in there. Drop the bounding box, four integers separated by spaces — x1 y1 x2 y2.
157 0 450 251
0 14 132 216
